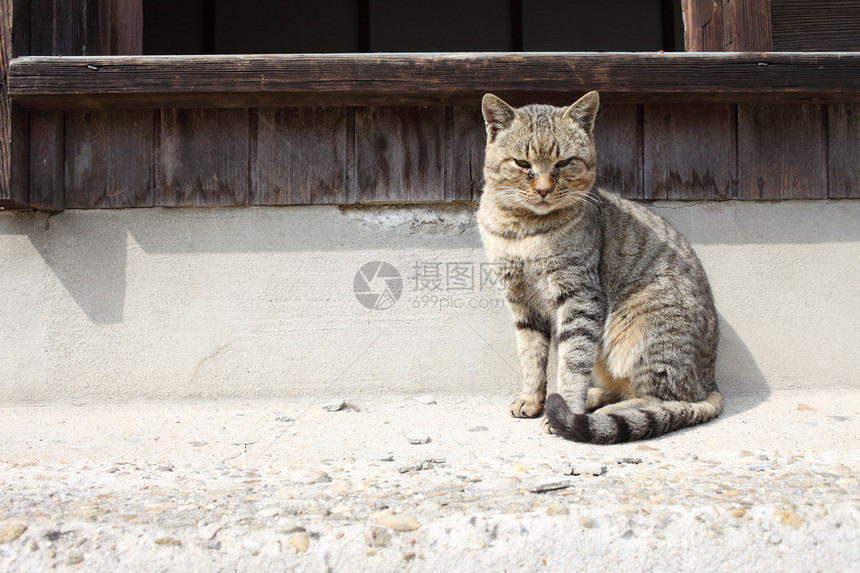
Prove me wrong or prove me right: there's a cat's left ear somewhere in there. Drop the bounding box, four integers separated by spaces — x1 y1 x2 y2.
482 94 517 143
563 91 600 135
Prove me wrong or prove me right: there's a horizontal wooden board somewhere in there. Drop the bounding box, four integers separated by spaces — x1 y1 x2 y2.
8 53 860 110
771 0 860 52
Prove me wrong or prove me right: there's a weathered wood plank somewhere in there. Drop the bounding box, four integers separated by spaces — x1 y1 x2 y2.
0 0 26 207
113 0 144 55
29 111 64 209
828 104 860 198
156 108 249 206
737 104 826 199
251 107 347 205
9 53 860 110
644 103 735 200
681 0 724 51
771 0 860 52
594 104 642 200
64 110 152 207
723 0 772 51
354 106 446 202
450 105 484 202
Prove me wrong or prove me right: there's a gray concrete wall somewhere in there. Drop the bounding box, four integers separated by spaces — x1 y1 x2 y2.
1 200 858 403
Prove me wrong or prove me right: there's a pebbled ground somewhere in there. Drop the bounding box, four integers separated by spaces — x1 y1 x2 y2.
0 391 858 572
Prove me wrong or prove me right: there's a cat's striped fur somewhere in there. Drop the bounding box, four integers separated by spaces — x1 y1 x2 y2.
478 92 721 444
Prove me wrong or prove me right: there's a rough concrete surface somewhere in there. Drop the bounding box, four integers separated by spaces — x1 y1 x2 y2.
0 391 858 572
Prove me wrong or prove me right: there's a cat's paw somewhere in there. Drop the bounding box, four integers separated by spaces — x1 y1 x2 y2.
509 396 544 418
541 416 558 434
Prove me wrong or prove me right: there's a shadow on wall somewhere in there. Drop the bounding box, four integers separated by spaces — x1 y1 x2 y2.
715 313 771 417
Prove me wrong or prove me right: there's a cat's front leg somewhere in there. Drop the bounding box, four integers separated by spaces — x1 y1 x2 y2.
548 287 605 429
508 305 551 418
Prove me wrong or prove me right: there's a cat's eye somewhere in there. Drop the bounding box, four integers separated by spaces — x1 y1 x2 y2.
513 159 531 169
555 158 575 169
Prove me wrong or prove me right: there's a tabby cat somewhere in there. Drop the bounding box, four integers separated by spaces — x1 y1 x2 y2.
477 92 721 444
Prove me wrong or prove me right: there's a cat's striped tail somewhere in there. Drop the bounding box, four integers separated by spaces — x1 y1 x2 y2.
544 391 723 444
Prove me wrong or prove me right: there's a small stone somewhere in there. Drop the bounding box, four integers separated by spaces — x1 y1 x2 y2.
257 506 282 518
571 463 606 476
398 463 423 474
377 514 421 532
275 416 294 423
365 526 392 547
732 508 747 518
206 540 221 550
289 534 310 553
768 533 782 545
362 450 394 462
0 523 27 544
405 431 431 445
155 537 182 547
547 504 570 516
636 445 660 451
796 403 817 412
468 426 489 432
775 506 804 527
190 441 208 448
197 523 221 541
307 471 332 484
464 537 486 550
580 517 595 529
322 400 346 412
65 554 84 565
29 541 39 551
413 394 436 405
749 465 774 472
243 539 262 553
617 457 642 464
529 479 572 493
156 465 174 472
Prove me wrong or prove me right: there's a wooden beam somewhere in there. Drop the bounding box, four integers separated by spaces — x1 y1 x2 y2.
0 0 27 208
682 0 724 51
8 53 860 111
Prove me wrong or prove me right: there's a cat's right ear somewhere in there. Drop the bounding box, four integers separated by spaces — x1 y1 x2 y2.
482 94 517 143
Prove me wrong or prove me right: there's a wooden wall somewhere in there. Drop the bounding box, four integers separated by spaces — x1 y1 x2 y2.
56 100 859 209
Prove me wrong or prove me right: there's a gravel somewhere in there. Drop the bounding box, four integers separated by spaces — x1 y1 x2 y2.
0 392 857 571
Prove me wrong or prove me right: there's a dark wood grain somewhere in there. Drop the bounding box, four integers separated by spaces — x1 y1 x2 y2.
156 108 249 206
451 105 484 201
594 104 642 200
251 107 347 205
0 0 24 207
9 53 860 110
771 0 860 51
355 106 446 202
737 104 826 199
644 103 735 200
828 104 860 198
29 111 64 209
681 0 724 51
113 0 143 55
723 0 772 51
64 110 152 207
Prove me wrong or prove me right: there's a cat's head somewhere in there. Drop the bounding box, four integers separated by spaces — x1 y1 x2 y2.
481 92 599 215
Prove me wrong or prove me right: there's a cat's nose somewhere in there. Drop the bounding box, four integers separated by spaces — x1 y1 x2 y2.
533 175 553 198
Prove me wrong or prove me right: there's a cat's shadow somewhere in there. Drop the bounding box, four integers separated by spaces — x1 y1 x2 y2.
713 311 771 419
